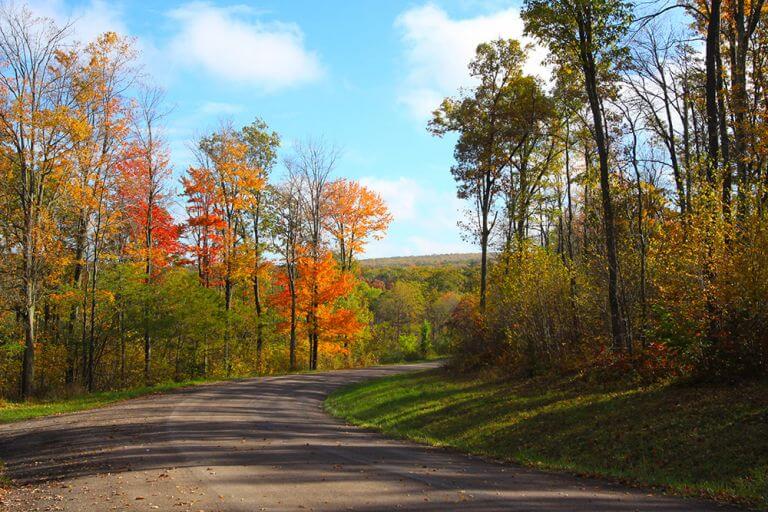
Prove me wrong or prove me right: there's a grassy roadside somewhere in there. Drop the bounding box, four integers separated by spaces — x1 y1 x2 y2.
325 368 768 510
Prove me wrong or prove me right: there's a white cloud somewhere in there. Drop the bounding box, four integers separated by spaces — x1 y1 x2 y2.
395 3 549 120
21 1 174 87
358 176 475 258
167 2 323 90
25 0 128 44
359 176 420 221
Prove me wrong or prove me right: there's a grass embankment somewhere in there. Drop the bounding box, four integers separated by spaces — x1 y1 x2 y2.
325 369 768 509
0 379 211 424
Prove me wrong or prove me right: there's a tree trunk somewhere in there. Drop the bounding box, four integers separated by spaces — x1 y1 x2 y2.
254 276 263 373
564 122 580 345
479 229 488 311
706 0 722 183
253 207 264 373
578 23 628 352
144 202 154 385
225 277 232 377
289 275 297 371
716 48 731 212
21 300 35 399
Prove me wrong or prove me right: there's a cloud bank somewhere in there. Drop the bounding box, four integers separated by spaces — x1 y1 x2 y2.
167 3 323 91
395 3 549 120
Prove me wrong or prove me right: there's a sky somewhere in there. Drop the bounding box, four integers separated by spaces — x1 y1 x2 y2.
26 0 547 257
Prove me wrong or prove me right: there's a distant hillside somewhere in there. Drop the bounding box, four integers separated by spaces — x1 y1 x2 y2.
360 253 481 268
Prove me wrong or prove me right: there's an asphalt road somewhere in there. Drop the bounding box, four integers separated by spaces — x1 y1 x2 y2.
0 362 741 511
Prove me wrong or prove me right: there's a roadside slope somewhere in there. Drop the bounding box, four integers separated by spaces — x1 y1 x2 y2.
0 362 745 511
326 368 768 510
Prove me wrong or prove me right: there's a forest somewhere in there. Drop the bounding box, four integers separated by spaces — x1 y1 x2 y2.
1 0 767 402
429 0 768 384
0 0 767 510
0 7 475 401
327 3 768 505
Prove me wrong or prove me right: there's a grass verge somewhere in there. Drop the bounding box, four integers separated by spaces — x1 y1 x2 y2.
0 379 213 424
325 368 768 510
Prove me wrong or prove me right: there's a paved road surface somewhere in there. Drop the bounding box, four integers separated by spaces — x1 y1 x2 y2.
0 362 740 511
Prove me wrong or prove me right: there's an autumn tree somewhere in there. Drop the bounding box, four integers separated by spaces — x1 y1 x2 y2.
182 166 225 287
195 123 263 376
125 85 177 385
523 0 633 351
325 179 392 272
241 119 279 371
273 251 361 365
0 7 79 398
66 32 136 390
286 139 338 370
430 39 532 310
270 180 303 370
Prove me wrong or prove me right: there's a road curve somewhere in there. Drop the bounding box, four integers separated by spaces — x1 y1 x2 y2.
0 362 740 511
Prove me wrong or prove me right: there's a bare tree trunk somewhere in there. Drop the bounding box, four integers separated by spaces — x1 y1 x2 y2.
21 293 35 399
716 48 732 213
479 229 488 310
564 122 580 345
706 0 722 183
579 22 628 352
254 277 263 372
289 275 297 371
225 277 232 377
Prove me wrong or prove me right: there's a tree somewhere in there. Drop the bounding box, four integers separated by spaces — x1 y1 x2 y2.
271 180 302 370
0 7 79 398
68 32 135 390
523 0 633 351
118 146 182 272
325 179 392 272
182 166 225 287
127 85 175 384
721 0 766 219
286 139 338 370
499 76 556 253
430 39 531 310
241 119 279 372
624 25 690 214
375 281 426 342
282 251 361 364
195 123 264 376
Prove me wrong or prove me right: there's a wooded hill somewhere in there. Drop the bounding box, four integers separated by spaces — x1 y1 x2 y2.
360 253 481 268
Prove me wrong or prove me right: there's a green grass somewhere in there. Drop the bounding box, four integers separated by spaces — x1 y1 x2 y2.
0 379 213 424
325 369 768 510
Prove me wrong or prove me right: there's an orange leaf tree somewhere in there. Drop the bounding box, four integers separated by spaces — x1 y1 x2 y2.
324 179 392 271
271 251 362 364
182 166 226 287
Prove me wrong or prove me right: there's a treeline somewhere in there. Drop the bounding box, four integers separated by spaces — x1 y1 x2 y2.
364 263 477 361
438 0 768 381
0 7 393 400
361 253 481 268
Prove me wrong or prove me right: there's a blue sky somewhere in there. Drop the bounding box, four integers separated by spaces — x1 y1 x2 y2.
29 0 547 257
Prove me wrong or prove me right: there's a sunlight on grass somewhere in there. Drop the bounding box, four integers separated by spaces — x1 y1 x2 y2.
325 369 768 509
